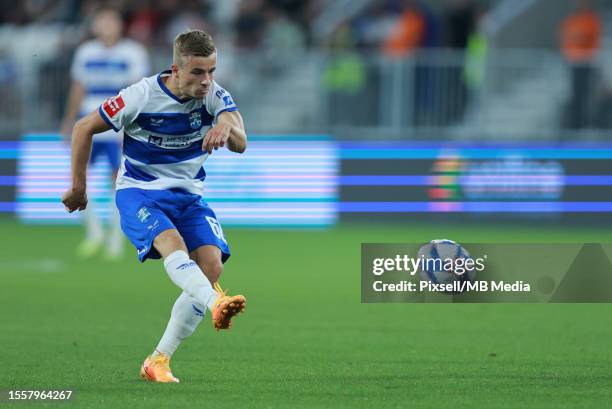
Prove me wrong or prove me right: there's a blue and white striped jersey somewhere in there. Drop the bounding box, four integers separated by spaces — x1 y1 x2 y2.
71 39 150 140
98 70 238 195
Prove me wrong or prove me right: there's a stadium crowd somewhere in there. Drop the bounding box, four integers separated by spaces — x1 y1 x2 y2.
0 0 484 52
0 0 319 50
1 0 609 134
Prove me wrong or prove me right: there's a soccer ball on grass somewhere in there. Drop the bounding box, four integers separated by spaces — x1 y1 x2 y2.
417 239 476 291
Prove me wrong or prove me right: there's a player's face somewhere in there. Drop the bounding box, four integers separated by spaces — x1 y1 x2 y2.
177 53 216 99
92 11 123 45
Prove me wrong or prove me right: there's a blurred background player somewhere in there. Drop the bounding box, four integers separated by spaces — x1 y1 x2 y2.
60 6 150 259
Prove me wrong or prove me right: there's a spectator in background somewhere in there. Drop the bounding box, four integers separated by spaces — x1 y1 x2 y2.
0 48 20 124
445 0 476 49
381 0 426 127
560 0 601 129
595 47 612 130
410 0 441 126
464 9 488 97
60 6 150 260
22 0 77 23
350 1 398 50
0 0 29 24
443 0 477 124
322 22 368 126
124 0 161 46
382 0 446 126
266 0 318 45
0 0 80 24
382 0 426 58
234 0 266 49
463 8 488 124
260 5 306 74
162 0 213 46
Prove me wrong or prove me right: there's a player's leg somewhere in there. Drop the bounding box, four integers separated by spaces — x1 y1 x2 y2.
100 141 123 260
152 246 223 365
115 188 217 382
105 139 123 259
77 142 104 258
190 245 224 285
140 228 215 383
144 233 228 382
176 199 246 331
153 229 220 310
190 244 245 331
155 291 205 354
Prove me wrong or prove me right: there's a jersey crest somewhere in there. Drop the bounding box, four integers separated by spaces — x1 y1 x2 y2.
189 111 202 129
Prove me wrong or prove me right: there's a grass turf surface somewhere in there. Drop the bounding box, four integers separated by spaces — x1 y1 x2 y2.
1 220 612 408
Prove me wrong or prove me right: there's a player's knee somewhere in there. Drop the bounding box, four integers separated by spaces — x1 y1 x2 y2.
154 229 188 258
156 229 185 247
202 259 223 284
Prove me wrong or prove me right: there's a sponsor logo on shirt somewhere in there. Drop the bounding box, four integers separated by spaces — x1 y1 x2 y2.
148 135 163 146
147 134 198 148
102 95 125 118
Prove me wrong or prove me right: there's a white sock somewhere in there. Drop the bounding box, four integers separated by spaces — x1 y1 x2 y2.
155 292 205 356
83 201 103 242
163 250 219 310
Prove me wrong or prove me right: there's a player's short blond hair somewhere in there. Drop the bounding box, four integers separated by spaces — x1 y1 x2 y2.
173 30 216 67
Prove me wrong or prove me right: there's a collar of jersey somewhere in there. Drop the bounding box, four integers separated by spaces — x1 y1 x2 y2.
157 70 192 104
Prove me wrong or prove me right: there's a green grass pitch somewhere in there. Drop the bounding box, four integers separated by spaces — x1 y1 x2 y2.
2 219 612 408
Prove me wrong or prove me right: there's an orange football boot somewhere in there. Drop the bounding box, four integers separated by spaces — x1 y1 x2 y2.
211 283 246 331
139 351 179 383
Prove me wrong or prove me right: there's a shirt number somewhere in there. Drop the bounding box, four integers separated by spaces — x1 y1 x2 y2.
206 216 226 243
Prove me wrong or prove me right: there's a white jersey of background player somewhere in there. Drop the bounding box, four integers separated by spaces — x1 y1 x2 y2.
62 30 247 383
61 7 150 259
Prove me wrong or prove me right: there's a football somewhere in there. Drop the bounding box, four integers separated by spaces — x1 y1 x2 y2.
417 239 476 288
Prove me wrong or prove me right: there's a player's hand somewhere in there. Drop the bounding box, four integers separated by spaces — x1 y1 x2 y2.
202 123 232 154
62 187 88 213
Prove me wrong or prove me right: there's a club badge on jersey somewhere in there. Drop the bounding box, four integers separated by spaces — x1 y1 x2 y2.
189 111 202 129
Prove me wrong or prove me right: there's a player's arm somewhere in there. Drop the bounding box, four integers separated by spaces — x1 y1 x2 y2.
61 110 112 212
60 80 86 139
203 110 247 154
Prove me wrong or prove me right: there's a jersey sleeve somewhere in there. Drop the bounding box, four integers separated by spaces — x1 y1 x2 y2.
205 81 238 119
97 82 144 131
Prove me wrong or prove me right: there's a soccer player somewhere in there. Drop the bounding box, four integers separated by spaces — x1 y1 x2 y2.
61 30 247 383
61 7 150 259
